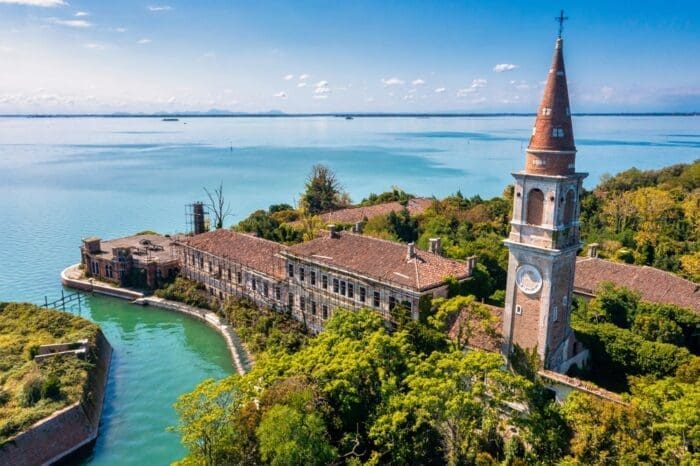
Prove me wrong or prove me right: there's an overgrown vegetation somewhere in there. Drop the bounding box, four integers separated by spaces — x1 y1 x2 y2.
571 282 700 391
220 298 308 355
174 300 700 465
155 277 217 310
0 303 99 445
580 160 699 281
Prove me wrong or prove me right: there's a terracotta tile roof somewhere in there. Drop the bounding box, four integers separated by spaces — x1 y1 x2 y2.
313 197 433 225
447 304 504 353
574 257 700 313
179 229 288 279
528 38 575 153
284 231 470 291
525 37 577 176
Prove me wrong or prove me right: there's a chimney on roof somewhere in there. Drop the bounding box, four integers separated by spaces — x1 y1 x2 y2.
429 238 442 255
407 242 416 261
588 243 599 258
352 221 364 234
328 224 338 238
466 256 477 274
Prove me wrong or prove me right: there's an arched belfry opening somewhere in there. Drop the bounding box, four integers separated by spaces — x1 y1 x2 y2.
563 189 575 226
526 189 544 225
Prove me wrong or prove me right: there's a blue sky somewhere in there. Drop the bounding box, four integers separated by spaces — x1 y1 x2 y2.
0 0 698 113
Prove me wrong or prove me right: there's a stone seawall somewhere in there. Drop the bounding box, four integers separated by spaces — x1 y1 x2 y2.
62 264 252 375
133 297 252 375
0 330 112 466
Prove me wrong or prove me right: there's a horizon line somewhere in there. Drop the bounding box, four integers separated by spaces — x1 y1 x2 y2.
1 111 698 118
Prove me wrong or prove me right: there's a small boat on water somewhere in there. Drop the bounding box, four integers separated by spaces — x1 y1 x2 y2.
162 117 179 122
345 116 354 120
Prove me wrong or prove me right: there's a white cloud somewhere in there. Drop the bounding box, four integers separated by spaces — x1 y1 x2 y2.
273 91 287 99
0 0 65 6
148 5 171 11
83 43 106 50
411 79 425 86
46 18 91 28
313 80 330 95
434 87 446 94
493 63 518 73
283 74 294 81
75 11 89 17
313 95 328 100
297 82 307 88
298 73 310 80
166 96 176 104
137 38 151 44
381 77 404 86
114 27 126 33
365 97 374 103
457 78 488 96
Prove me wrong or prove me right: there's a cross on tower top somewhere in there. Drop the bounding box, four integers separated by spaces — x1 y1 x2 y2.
556 10 568 38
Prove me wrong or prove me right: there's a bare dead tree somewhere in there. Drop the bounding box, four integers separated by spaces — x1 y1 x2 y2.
204 181 232 229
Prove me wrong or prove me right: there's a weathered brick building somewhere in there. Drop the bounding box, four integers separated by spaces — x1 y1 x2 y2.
174 227 473 332
282 227 473 332
502 35 589 372
175 229 289 311
81 234 179 289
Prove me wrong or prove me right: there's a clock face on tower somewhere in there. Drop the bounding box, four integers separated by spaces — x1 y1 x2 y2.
515 264 543 295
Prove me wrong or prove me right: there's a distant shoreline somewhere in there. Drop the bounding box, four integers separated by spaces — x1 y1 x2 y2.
0 112 698 119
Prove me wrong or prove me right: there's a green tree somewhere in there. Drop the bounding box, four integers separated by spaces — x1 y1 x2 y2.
376 350 530 466
300 164 347 214
172 377 255 466
256 383 337 466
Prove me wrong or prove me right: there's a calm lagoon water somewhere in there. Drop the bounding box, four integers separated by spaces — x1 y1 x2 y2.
0 115 698 464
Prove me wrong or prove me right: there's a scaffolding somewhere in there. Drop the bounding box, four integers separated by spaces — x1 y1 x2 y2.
185 202 209 235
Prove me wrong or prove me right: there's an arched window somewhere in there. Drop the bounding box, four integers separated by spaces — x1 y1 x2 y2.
563 189 575 226
526 189 544 225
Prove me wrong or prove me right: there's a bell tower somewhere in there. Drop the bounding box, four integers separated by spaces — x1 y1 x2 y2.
502 27 587 372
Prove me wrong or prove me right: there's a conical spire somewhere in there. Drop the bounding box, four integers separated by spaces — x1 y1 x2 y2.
525 37 577 175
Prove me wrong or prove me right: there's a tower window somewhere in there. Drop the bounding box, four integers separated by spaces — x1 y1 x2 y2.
541 107 552 116
526 188 544 225
552 128 564 137
552 306 558 322
515 305 522 315
532 126 537 136
563 189 575 226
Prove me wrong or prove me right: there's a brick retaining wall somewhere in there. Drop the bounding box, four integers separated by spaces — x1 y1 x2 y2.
0 330 112 466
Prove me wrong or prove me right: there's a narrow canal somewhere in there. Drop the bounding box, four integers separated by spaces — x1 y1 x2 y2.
75 295 233 465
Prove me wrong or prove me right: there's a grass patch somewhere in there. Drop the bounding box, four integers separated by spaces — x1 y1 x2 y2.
0 302 99 445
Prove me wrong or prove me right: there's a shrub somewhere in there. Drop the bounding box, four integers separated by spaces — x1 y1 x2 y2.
19 376 44 407
572 320 694 386
41 375 61 401
155 277 214 310
0 388 10 406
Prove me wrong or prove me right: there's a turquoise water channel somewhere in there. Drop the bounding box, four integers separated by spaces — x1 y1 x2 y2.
0 116 698 464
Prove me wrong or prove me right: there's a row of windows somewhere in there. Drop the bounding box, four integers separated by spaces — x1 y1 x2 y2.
289 293 330 320
288 263 409 311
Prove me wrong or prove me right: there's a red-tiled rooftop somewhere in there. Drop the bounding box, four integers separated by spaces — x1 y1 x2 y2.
284 231 470 291
179 229 288 279
315 197 433 225
574 257 700 313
